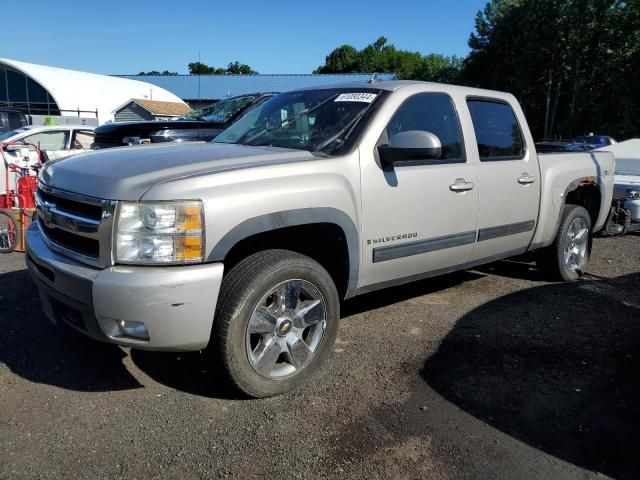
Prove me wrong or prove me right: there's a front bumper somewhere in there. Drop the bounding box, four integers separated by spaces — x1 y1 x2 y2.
25 222 224 351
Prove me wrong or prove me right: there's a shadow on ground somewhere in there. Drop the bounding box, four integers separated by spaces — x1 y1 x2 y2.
1 263 485 399
423 272 640 479
0 268 140 392
342 270 485 318
0 267 239 397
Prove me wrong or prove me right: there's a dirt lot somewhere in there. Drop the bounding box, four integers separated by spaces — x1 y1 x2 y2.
1 235 639 480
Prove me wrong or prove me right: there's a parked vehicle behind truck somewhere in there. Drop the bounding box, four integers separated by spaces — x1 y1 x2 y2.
26 81 614 397
597 139 640 235
0 109 28 134
91 93 275 149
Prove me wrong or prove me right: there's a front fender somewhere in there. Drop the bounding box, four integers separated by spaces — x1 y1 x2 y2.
208 207 360 295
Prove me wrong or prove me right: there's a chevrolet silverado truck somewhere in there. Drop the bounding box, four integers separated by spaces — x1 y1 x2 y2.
26 81 615 397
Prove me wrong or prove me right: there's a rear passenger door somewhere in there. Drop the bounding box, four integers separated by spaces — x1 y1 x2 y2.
466 98 541 262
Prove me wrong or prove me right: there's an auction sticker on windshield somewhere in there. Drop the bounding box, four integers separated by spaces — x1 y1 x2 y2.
334 93 378 103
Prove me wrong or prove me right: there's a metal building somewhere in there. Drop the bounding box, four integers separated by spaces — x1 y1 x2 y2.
0 58 187 124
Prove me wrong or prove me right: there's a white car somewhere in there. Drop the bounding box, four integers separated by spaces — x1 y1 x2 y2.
597 139 640 233
1 124 95 195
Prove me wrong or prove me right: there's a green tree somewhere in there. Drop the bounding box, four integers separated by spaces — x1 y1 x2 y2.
464 0 640 139
138 70 178 76
188 62 224 75
226 61 258 75
315 45 359 73
188 61 258 75
314 37 462 84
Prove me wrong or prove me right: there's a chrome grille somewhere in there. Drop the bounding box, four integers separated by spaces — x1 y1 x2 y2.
35 181 117 268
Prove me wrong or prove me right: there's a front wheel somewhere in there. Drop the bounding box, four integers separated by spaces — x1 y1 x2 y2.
536 205 592 281
211 249 340 398
0 210 17 254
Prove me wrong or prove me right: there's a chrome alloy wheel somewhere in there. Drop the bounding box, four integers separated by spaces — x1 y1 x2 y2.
563 217 589 272
246 279 327 379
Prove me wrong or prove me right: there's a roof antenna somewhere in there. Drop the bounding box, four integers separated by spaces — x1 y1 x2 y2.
368 72 378 83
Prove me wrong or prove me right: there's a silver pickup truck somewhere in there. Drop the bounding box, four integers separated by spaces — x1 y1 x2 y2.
26 81 614 397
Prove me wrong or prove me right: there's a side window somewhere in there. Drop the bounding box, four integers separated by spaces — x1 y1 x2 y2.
22 130 69 151
72 130 95 149
384 93 464 162
467 99 524 161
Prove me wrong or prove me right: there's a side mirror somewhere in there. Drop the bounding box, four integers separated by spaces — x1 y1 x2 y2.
378 130 442 167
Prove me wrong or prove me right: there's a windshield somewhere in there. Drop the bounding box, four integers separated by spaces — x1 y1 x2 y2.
213 88 382 154
184 95 257 122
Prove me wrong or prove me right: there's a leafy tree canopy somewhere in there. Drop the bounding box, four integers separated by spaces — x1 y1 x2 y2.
463 0 640 139
314 37 462 84
137 70 178 76
188 61 258 75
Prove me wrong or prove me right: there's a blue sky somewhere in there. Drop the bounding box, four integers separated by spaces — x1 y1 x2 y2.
1 0 487 75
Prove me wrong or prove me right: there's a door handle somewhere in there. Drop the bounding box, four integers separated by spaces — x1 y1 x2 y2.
449 179 475 192
518 174 536 185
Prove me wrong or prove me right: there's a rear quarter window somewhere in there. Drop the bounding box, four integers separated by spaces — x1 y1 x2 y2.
467 99 525 161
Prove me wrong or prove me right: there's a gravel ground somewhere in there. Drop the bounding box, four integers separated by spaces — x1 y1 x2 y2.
1 235 639 480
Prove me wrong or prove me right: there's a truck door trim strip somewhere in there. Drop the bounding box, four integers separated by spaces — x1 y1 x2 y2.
477 220 535 242
372 231 476 263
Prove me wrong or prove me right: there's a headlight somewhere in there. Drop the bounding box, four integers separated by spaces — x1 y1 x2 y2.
115 201 204 264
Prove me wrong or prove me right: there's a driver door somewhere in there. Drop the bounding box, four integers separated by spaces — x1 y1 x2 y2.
358 92 479 289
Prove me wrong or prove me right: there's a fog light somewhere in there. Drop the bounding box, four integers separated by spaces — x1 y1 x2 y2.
116 319 149 340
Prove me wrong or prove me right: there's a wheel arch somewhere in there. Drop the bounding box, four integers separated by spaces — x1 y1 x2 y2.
208 208 360 298
532 176 602 251
552 178 602 240
564 178 601 228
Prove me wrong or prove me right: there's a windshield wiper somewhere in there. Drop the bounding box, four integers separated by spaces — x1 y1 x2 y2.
313 102 374 153
239 93 341 146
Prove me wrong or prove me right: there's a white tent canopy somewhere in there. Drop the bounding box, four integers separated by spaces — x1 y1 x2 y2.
0 58 186 124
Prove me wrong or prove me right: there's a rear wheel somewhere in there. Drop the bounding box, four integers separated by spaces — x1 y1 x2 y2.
211 249 340 398
536 205 592 281
0 210 17 254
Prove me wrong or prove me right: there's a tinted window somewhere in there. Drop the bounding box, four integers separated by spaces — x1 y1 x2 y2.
0 69 6 102
7 69 27 102
8 111 27 129
384 93 464 162
467 100 524 160
27 78 48 103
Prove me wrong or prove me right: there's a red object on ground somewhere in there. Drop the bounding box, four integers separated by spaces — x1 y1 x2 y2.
17 176 36 209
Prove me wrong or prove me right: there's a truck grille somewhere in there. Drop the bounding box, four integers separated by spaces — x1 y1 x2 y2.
35 182 117 267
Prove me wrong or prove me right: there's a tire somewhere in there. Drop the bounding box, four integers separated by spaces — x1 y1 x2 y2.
211 249 340 398
0 210 17 254
535 205 592 281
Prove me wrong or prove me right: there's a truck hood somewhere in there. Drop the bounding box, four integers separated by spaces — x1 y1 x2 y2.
41 142 315 200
